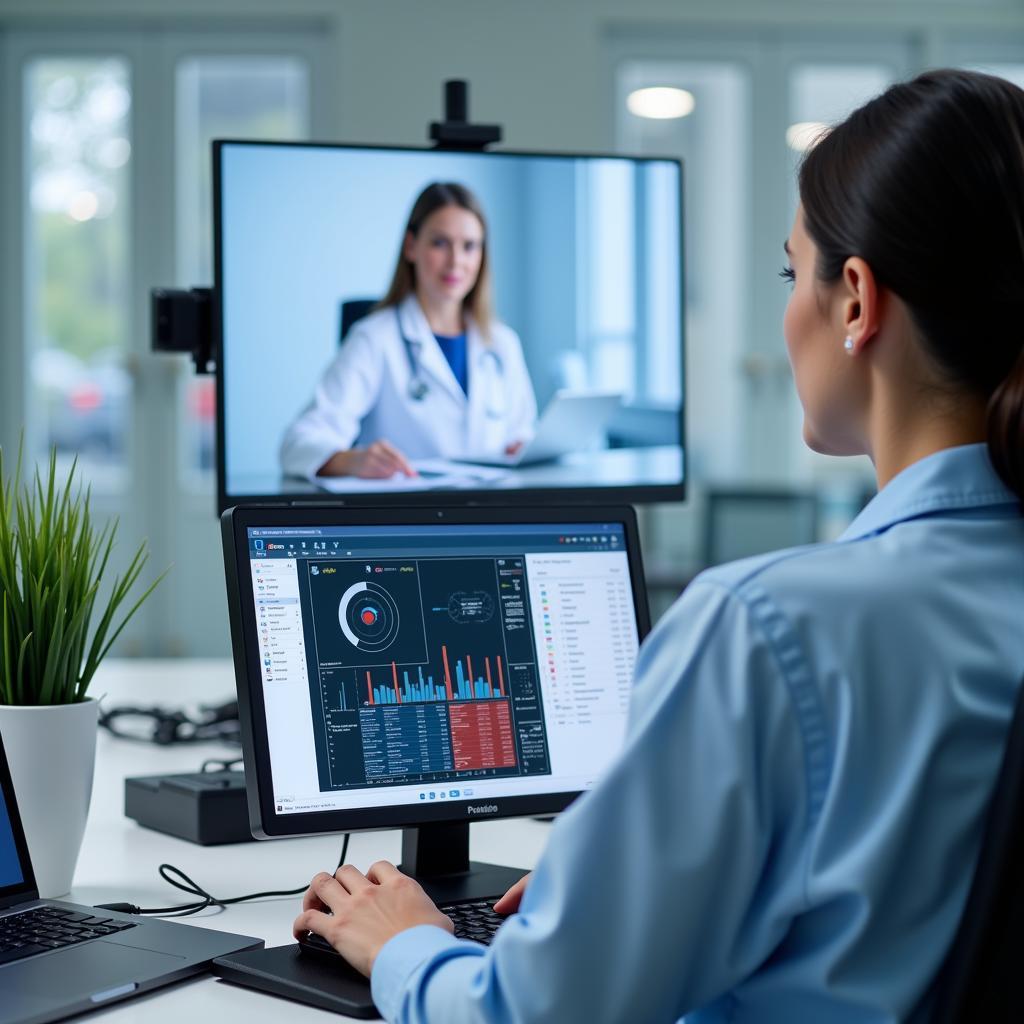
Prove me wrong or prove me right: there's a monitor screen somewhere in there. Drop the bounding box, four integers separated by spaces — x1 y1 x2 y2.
214 141 685 510
225 509 648 836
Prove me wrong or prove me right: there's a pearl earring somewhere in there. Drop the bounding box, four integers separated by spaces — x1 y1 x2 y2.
844 336 854 354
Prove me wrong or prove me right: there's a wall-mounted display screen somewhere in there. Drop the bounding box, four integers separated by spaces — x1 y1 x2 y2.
215 141 684 509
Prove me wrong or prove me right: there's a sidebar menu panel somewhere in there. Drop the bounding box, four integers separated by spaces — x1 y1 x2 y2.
525 550 638 777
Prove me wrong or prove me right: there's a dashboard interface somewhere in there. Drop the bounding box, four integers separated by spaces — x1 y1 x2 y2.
244 522 641 816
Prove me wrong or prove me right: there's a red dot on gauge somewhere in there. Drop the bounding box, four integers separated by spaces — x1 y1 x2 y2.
361 608 378 625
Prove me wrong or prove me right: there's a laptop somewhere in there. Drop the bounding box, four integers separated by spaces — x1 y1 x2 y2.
0 729 263 1024
462 389 623 467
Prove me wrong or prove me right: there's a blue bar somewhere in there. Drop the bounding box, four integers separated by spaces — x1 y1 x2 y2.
368 666 510 706
374 685 396 705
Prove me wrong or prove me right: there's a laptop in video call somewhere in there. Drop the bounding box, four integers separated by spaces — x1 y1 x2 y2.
0 728 262 1024
459 390 625 468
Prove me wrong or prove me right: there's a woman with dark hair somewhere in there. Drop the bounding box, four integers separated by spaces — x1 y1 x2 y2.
294 70 1024 1021
280 182 537 479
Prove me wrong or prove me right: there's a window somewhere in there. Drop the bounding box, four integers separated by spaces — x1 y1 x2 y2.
617 59 750 479
26 58 132 489
174 56 310 488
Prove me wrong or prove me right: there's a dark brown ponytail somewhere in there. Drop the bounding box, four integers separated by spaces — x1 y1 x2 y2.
798 69 1024 499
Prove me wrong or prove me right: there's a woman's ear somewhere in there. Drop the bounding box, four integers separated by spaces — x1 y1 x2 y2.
841 256 880 352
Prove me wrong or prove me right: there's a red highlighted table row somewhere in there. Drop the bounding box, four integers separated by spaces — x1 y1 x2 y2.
449 700 517 771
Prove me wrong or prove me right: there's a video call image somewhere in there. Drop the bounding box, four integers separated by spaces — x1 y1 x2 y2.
300 556 552 791
218 142 684 499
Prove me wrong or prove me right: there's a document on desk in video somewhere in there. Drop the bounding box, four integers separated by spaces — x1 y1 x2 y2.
302 556 552 791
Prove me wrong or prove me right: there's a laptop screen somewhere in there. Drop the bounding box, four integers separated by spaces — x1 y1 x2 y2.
0 789 24 890
0 734 31 900
242 519 643 819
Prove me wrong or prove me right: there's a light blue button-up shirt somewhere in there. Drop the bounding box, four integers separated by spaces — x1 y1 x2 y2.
371 444 1024 1023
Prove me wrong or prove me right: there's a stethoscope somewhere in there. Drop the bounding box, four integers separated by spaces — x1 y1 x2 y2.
396 308 506 420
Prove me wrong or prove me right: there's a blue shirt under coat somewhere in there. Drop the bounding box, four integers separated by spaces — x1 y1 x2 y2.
433 333 468 396
371 443 1024 1023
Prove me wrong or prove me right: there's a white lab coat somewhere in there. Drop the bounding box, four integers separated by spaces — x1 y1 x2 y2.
279 295 538 478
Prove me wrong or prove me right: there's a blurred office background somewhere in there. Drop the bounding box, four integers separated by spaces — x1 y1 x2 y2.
1 0 1022 651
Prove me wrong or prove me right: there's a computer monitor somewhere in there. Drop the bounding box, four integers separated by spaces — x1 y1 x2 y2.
222 505 649 901
214 141 685 512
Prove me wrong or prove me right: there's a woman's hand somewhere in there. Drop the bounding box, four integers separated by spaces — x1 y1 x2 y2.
492 872 532 915
293 861 454 977
319 440 417 479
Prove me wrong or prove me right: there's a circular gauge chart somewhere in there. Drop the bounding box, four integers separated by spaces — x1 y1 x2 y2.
338 581 401 652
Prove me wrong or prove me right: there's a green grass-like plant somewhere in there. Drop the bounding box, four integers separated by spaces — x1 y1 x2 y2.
0 444 165 706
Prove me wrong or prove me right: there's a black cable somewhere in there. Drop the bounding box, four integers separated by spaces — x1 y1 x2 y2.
98 700 241 746
95 833 350 918
199 756 244 773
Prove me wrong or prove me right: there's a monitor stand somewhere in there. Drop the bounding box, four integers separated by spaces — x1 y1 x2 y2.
399 821 527 905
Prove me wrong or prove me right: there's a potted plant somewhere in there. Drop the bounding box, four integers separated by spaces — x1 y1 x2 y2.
0 445 164 896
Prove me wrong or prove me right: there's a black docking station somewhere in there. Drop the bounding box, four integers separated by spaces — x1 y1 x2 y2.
124 770 254 845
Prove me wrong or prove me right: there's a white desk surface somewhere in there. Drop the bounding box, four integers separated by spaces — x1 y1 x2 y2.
72 659 553 1023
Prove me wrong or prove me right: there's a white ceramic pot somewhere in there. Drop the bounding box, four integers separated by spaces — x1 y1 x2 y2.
0 699 98 898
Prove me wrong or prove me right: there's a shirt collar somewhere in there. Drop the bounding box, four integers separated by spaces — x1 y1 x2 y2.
839 443 1020 542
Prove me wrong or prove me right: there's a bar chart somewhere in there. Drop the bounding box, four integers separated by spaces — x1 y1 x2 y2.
363 645 507 706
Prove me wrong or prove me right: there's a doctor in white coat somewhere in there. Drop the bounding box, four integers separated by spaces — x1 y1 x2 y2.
280 182 537 479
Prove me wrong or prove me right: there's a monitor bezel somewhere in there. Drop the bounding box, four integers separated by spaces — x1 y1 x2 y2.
212 137 686 514
222 503 650 840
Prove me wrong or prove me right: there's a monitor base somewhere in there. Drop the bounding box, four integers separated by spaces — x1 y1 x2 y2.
399 821 528 903
409 860 527 906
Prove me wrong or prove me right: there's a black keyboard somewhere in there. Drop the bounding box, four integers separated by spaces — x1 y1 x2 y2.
444 899 506 943
299 898 506 957
0 906 136 966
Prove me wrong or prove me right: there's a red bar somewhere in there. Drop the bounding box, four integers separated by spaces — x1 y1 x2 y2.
485 657 493 690
467 655 474 692
392 661 401 704
442 645 454 701
497 655 505 697
366 670 374 705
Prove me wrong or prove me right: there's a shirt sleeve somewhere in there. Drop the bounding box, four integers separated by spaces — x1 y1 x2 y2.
370 577 814 1024
279 322 386 479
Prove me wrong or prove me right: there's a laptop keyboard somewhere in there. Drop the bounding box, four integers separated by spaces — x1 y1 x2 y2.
0 906 136 966
299 898 505 957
